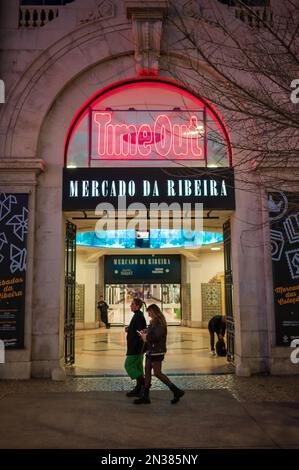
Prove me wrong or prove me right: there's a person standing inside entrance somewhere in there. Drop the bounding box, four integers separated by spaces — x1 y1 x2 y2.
134 304 185 405
125 298 147 397
97 295 110 329
208 315 226 356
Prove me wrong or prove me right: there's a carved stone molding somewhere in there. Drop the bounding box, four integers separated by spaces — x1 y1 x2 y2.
183 0 202 19
125 1 168 76
78 0 115 25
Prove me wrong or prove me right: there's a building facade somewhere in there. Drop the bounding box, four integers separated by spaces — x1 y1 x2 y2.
0 0 298 379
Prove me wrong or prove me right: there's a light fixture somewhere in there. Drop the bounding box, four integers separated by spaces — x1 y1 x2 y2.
183 124 204 137
211 247 221 251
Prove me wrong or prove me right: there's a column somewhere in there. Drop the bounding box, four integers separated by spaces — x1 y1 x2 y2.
83 263 97 328
231 173 270 376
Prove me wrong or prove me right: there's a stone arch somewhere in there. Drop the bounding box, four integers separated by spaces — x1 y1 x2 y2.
27 45 234 376
0 18 134 158
0 18 224 161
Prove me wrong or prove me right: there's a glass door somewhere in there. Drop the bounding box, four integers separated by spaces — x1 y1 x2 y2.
144 284 162 311
105 283 181 326
105 284 125 325
161 283 181 325
124 284 144 325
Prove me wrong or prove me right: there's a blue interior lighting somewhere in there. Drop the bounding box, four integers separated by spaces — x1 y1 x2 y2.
76 230 223 249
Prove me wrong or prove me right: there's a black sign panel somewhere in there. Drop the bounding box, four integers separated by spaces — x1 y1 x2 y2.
269 192 299 346
105 255 181 284
63 167 235 211
0 193 28 349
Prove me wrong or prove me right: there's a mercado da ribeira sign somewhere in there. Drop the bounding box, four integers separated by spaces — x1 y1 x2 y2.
105 255 181 284
63 168 235 211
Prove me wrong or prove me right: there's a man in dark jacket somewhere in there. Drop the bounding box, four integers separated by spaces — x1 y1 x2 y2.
97 296 110 329
208 315 226 356
125 298 147 397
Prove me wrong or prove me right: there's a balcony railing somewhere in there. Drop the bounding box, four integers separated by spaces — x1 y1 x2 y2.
234 6 273 27
19 6 59 28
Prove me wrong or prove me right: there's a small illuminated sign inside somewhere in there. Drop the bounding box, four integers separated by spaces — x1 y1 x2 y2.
92 111 203 160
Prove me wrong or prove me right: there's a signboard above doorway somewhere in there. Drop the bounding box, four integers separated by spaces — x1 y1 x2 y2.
63 167 235 211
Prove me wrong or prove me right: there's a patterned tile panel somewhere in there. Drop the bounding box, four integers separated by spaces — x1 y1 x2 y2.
75 283 85 321
201 283 222 322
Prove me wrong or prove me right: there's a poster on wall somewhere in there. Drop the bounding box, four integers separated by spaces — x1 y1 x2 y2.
0 193 28 349
269 191 299 346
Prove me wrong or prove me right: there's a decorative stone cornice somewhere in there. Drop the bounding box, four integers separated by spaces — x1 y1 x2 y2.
125 1 168 76
0 159 46 186
0 159 45 173
255 157 299 171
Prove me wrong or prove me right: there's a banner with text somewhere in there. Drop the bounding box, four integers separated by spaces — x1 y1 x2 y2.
269 191 299 346
0 193 28 349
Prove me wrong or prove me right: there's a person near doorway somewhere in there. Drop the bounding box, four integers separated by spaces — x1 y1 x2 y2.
133 304 185 405
125 298 147 397
97 295 110 329
208 315 226 356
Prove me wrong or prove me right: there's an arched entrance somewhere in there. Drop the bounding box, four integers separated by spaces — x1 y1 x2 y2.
62 78 235 375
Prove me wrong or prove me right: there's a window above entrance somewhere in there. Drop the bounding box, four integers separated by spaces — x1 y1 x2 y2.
65 79 232 168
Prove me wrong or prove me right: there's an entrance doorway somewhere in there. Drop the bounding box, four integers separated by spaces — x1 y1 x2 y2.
64 220 235 375
62 77 235 374
105 283 181 326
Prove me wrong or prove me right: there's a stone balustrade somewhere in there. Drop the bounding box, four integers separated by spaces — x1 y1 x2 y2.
19 5 59 28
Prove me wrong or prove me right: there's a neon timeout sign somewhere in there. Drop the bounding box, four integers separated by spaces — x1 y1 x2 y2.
92 112 203 160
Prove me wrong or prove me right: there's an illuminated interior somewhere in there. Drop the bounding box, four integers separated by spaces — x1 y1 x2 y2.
65 79 232 168
76 230 224 249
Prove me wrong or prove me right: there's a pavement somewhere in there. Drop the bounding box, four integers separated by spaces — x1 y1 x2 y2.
0 374 299 449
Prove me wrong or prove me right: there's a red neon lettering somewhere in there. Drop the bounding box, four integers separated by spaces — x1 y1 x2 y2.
154 114 172 157
113 123 138 157
93 113 203 159
137 124 152 157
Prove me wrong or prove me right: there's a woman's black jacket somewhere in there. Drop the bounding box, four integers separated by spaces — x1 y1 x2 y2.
126 310 147 355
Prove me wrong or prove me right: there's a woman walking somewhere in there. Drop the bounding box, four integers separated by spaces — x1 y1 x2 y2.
125 298 147 397
134 304 185 405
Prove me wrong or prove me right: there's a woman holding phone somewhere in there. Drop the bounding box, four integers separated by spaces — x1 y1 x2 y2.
134 304 185 405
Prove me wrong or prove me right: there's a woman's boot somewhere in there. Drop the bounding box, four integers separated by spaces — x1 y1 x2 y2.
133 387 151 404
126 376 144 397
168 383 185 404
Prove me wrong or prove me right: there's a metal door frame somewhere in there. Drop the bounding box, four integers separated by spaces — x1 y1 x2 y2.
64 221 76 365
223 220 235 362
